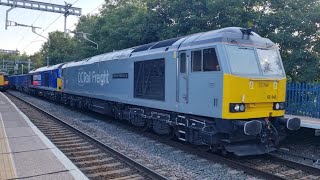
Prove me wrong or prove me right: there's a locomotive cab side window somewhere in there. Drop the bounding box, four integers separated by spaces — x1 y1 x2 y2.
203 48 219 71
180 53 187 73
192 50 202 72
192 48 220 72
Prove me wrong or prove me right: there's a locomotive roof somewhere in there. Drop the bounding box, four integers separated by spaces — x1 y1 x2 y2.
29 63 64 73
61 27 273 69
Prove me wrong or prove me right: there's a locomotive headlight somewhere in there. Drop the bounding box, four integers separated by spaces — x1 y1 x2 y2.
230 103 246 113
273 102 285 110
239 104 245 112
234 104 240 111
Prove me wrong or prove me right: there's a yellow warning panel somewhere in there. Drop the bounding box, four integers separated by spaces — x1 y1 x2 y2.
0 153 17 179
0 114 17 179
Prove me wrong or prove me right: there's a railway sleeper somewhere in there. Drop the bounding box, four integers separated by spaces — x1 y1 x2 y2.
49 136 81 141
60 145 95 152
62 148 100 155
53 139 86 145
109 174 144 180
85 168 133 178
81 162 122 171
74 157 115 165
58 141 90 148
68 153 109 161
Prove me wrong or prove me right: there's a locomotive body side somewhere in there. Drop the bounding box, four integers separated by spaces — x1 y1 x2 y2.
28 63 64 98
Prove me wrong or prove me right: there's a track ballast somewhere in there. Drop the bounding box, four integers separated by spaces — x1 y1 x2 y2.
6 92 168 180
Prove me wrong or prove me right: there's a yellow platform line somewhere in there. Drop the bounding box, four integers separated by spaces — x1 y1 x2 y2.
0 113 17 180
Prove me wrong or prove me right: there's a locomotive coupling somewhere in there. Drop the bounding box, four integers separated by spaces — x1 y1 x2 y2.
278 117 301 130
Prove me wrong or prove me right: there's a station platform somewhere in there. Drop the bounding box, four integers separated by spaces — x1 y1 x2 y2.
285 114 320 130
0 92 88 180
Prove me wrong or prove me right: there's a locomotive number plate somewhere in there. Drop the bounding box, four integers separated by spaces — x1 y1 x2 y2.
267 95 277 100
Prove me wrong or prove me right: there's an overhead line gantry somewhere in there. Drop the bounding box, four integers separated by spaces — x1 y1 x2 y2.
0 0 82 37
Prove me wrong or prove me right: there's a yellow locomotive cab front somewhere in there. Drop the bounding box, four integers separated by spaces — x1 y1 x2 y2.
0 73 9 92
222 74 286 119
217 43 300 155
221 44 288 120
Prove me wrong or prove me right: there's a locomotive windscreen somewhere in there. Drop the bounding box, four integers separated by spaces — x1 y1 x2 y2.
134 58 165 101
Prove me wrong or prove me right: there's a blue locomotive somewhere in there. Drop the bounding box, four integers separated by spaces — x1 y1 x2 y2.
9 27 300 156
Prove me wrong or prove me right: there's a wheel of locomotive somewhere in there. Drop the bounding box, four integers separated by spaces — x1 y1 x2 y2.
129 113 146 128
70 99 76 108
208 144 225 154
140 120 149 132
162 128 175 140
77 101 84 109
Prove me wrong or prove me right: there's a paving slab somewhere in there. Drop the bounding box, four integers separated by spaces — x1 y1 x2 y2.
1 111 27 122
13 149 68 178
8 136 55 153
22 171 75 180
0 106 16 113
4 127 36 138
1 120 30 128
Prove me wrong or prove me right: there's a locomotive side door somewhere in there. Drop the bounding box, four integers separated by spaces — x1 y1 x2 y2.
178 51 189 103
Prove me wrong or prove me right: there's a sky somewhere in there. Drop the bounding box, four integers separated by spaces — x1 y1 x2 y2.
0 0 105 55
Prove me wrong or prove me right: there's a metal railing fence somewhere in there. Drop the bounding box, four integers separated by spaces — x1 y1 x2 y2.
286 82 320 118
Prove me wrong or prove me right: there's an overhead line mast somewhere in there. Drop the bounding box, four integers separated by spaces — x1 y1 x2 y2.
0 0 82 37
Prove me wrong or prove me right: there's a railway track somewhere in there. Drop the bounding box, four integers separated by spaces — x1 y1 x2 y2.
234 154 320 180
7 91 320 180
6 92 168 180
273 148 320 166
154 139 320 180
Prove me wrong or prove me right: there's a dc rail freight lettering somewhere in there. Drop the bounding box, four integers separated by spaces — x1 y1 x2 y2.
9 27 301 156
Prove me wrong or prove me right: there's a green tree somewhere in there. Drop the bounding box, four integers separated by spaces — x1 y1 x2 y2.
78 3 162 54
29 52 44 69
41 31 78 65
253 0 320 81
32 0 320 81
73 15 100 59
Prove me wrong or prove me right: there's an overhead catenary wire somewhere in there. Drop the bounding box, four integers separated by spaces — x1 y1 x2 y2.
68 1 104 30
16 0 53 49
21 0 81 52
22 14 63 52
